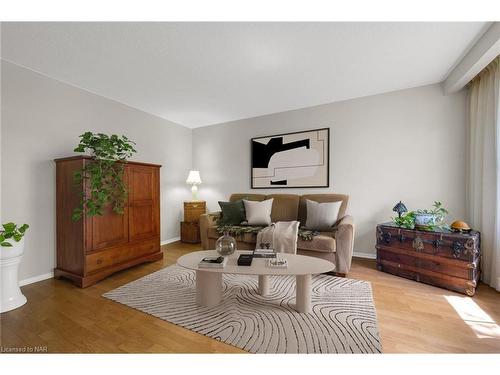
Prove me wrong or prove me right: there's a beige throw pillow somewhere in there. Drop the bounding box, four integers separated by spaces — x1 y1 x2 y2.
243 198 274 226
305 199 342 230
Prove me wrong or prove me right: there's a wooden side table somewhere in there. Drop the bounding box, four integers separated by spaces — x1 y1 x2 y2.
181 201 206 243
184 201 206 223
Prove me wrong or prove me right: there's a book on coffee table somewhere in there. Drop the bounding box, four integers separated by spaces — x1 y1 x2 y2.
237 254 253 266
198 256 228 268
253 249 276 258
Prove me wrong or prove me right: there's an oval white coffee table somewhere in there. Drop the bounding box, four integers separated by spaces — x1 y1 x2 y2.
177 250 335 313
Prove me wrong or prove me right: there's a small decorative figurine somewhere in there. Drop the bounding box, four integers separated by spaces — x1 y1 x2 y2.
450 220 471 233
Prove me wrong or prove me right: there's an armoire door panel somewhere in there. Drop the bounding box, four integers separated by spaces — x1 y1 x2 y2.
85 166 129 251
129 167 153 201
128 164 160 242
129 203 155 240
90 205 129 250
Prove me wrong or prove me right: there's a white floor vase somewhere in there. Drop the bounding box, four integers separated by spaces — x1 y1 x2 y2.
1 237 27 313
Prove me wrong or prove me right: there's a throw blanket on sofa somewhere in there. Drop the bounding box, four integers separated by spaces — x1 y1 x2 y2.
256 221 300 254
216 225 319 241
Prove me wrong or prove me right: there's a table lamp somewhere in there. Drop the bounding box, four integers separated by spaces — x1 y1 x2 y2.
392 201 408 218
186 170 202 201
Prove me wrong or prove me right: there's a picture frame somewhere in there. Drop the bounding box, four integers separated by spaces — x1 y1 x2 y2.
250 127 330 189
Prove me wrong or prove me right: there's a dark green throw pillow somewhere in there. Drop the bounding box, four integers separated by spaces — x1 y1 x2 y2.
218 200 246 225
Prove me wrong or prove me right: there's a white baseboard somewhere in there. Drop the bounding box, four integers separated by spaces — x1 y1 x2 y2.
353 251 377 260
19 271 54 287
161 237 181 246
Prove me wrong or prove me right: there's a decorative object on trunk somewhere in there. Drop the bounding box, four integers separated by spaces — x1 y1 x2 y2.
392 201 407 218
72 132 137 221
0 222 29 313
251 128 329 188
215 231 237 256
414 201 448 230
392 201 449 231
392 211 415 229
450 220 471 233
186 170 202 201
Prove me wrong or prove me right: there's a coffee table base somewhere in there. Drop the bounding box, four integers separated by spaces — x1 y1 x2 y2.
195 270 312 313
196 270 222 307
258 275 270 296
296 274 312 313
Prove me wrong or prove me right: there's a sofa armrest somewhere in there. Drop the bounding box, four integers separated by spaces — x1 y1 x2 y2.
200 212 221 250
332 215 355 275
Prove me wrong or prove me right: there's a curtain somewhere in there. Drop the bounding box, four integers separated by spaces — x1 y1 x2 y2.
467 56 500 291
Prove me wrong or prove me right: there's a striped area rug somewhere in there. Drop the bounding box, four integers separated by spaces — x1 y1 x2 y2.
103 265 382 353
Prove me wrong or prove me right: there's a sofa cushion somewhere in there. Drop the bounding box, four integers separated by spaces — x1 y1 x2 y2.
299 194 349 226
244 198 273 225
218 200 246 225
265 194 300 222
297 232 336 253
305 199 342 230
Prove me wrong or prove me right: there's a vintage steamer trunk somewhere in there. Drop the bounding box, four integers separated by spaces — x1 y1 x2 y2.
376 223 481 296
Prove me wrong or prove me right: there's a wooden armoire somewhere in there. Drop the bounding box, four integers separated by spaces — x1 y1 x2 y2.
54 156 162 288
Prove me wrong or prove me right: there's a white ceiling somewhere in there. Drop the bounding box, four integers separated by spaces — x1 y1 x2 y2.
1 22 490 128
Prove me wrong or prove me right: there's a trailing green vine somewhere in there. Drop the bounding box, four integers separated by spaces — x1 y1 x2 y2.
72 132 137 221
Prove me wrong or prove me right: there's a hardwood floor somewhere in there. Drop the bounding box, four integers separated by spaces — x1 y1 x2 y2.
1 242 499 353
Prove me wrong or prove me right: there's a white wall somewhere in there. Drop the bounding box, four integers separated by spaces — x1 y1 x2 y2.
1 60 192 282
192 84 467 255
1 59 468 281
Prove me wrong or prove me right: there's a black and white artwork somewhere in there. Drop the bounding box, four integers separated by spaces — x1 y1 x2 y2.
251 128 329 188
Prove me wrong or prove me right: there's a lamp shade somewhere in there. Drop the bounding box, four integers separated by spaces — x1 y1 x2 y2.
186 170 202 185
392 201 408 217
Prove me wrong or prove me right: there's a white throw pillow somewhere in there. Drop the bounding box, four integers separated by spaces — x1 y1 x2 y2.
243 198 274 226
305 199 342 230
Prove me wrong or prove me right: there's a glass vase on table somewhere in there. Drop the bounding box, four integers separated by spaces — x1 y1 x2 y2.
215 231 237 256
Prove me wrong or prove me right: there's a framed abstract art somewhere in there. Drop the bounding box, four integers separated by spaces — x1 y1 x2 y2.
251 128 330 188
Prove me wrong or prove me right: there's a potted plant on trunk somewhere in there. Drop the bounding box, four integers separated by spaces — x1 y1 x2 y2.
392 201 449 231
1 222 29 313
414 201 448 230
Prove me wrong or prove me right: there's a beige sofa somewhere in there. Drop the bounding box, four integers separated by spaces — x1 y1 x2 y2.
200 193 354 276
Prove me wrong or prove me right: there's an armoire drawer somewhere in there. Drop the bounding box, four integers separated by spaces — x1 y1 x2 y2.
85 238 160 274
